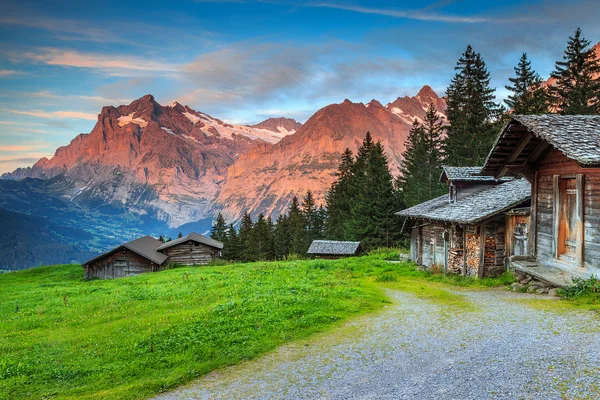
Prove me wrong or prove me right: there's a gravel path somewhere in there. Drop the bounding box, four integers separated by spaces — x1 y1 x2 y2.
155 288 600 400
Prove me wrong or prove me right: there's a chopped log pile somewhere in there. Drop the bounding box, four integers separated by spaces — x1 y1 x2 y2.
465 235 480 277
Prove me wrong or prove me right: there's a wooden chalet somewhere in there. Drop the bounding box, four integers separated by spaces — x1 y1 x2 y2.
481 115 600 287
83 232 223 279
397 166 531 278
156 232 223 266
307 240 363 259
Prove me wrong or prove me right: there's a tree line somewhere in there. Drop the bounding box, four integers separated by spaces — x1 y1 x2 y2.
211 27 600 260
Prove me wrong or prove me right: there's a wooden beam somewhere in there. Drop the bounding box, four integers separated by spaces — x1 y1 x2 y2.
478 221 487 279
462 229 467 277
552 175 560 259
576 174 585 267
529 171 538 257
526 141 550 164
495 133 532 178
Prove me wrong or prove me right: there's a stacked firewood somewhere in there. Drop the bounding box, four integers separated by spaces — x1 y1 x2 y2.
465 236 479 276
484 236 496 266
447 249 463 274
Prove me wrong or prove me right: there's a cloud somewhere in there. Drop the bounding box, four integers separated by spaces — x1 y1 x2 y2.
0 145 45 152
20 48 179 76
0 69 23 76
0 156 47 164
9 110 97 120
310 2 540 23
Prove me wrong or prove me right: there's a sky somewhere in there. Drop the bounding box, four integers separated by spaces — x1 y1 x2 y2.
0 0 599 173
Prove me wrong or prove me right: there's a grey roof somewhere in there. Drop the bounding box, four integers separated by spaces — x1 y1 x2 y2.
307 240 362 255
396 179 531 224
440 166 511 183
489 115 600 166
84 236 168 266
156 232 223 251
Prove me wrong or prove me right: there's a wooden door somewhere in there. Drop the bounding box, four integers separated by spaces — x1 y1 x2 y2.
513 221 528 256
560 178 577 259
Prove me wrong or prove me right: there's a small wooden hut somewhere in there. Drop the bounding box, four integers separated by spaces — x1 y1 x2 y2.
83 232 223 279
307 240 363 259
83 236 168 280
397 167 531 278
156 232 223 266
480 115 600 286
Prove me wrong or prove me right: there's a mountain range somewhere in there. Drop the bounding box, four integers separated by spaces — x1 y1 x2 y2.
1 85 445 268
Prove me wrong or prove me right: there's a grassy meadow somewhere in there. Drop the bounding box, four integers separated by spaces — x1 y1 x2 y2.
0 249 596 400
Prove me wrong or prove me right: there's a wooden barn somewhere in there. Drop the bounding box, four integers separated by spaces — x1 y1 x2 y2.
397 166 531 278
307 240 363 259
156 232 223 266
83 232 223 279
83 236 168 280
481 115 600 286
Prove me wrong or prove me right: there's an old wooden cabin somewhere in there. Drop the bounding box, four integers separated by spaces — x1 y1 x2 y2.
397 166 531 278
481 115 600 286
307 240 363 259
83 232 223 279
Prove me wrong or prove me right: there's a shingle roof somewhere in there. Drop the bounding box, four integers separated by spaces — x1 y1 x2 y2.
156 232 223 251
396 179 531 224
440 166 509 182
487 115 600 167
307 240 362 256
83 236 168 266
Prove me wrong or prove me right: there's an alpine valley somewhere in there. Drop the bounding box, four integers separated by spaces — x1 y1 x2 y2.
0 86 446 268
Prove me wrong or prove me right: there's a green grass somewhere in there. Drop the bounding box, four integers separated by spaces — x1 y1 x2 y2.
0 249 592 400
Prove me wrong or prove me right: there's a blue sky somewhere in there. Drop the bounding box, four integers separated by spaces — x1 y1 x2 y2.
1 0 599 173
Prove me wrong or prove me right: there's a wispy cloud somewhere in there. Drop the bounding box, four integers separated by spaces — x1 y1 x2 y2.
19 48 179 76
0 145 45 152
10 109 97 120
0 69 23 76
311 3 540 23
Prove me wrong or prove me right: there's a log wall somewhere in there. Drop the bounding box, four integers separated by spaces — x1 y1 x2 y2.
84 248 159 280
161 241 220 265
534 149 600 273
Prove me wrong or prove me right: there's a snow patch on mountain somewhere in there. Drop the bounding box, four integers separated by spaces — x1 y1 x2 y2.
118 113 148 128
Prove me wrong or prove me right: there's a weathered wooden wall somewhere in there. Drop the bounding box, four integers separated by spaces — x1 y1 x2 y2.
161 241 220 265
534 149 600 272
84 248 158 280
420 223 445 269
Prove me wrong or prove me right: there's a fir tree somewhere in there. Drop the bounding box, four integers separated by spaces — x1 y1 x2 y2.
238 212 257 262
288 196 307 255
177 232 183 238
398 120 429 207
253 213 274 261
302 190 317 248
421 103 446 200
273 214 290 259
445 45 501 166
210 212 227 242
325 148 354 240
505 53 549 114
550 28 600 114
222 224 240 260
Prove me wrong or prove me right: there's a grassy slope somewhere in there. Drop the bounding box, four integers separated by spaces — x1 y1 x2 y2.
0 250 596 400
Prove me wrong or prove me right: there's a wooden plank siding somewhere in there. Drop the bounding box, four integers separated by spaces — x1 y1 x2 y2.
533 149 600 273
160 241 220 266
84 248 159 280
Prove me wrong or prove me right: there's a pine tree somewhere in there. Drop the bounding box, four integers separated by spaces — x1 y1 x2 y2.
288 196 307 255
445 45 501 166
505 53 549 114
421 103 446 200
238 212 257 262
325 148 354 239
273 214 290 259
398 120 429 207
222 224 240 261
253 213 274 260
302 189 317 248
313 205 326 240
550 28 600 114
347 133 401 248
210 212 227 242
177 232 183 238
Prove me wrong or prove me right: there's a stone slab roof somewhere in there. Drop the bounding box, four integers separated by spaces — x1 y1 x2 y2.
157 232 223 251
440 166 510 182
307 240 362 256
84 236 168 266
396 179 531 224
